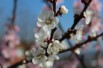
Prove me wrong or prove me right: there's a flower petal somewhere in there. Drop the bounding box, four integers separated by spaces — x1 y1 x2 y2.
37 47 45 54
37 18 45 27
42 61 54 68
48 55 59 61
32 58 39 64
38 10 49 20
47 11 54 18
50 17 59 29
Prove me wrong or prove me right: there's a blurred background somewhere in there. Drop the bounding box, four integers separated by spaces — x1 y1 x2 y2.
0 0 103 68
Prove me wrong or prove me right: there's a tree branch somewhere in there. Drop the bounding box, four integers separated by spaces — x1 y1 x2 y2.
59 32 103 53
8 59 32 68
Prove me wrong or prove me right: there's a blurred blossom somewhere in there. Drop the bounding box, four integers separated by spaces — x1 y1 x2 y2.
90 0 102 12
74 48 81 55
16 48 25 58
73 0 83 15
6 24 20 32
90 17 102 33
17 64 26 68
2 48 17 59
54 55 79 68
84 9 93 25
56 0 63 5
70 25 83 43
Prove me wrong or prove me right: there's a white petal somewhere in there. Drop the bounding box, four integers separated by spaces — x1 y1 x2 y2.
34 33 40 39
76 31 82 41
37 18 45 27
43 25 51 30
38 10 49 20
85 17 91 24
30 48 38 56
42 61 54 68
50 17 59 29
47 11 54 18
48 55 59 61
49 23 56 29
38 47 45 54
53 17 59 24
51 46 59 54
84 11 86 17
37 55 47 62
32 58 39 64
47 44 52 54
74 48 81 55
54 40 64 49
40 41 48 48
47 43 59 55
25 51 31 56
35 28 50 40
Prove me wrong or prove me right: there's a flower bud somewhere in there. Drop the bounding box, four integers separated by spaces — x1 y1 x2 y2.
60 5 68 14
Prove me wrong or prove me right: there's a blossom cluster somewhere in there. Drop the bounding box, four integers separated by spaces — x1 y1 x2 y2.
25 5 69 68
2 24 20 59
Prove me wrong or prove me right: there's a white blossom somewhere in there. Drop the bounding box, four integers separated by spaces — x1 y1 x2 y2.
84 10 93 24
35 28 50 40
41 61 54 68
37 10 59 30
47 40 65 55
70 26 83 43
38 55 59 68
35 28 50 48
60 5 68 14
32 55 47 64
48 55 60 61
25 47 47 65
30 47 45 57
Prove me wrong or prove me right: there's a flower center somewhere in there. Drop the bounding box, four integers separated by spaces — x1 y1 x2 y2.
45 17 53 25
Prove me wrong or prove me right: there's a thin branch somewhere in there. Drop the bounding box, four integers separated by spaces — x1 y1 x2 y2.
53 0 56 14
50 27 57 41
8 59 32 68
11 0 17 25
59 32 103 53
